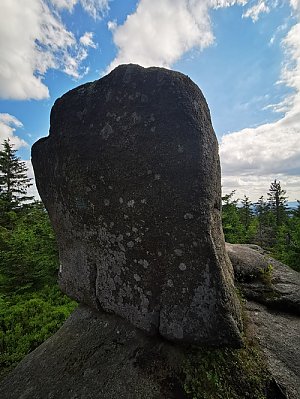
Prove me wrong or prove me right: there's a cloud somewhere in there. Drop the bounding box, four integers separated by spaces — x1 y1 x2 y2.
79 0 110 19
50 0 110 18
220 2 300 201
80 32 97 48
0 0 105 100
51 0 78 11
107 0 249 72
0 113 28 149
242 1 270 22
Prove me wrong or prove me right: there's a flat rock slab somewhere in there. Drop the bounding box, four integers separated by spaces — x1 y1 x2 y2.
0 306 190 399
246 301 300 399
32 64 241 345
227 244 300 315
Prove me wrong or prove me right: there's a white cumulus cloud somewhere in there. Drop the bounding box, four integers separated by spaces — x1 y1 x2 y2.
107 0 248 72
0 0 105 100
0 113 28 149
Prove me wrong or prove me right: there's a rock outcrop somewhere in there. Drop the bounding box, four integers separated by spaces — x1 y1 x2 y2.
227 243 300 399
227 243 300 315
0 306 190 399
246 301 300 399
32 64 242 345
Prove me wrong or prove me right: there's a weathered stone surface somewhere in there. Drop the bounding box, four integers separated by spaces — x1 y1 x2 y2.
246 301 300 399
32 64 242 344
0 306 190 399
226 243 269 282
227 244 300 315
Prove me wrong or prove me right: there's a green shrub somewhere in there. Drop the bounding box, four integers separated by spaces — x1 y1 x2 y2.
0 285 77 378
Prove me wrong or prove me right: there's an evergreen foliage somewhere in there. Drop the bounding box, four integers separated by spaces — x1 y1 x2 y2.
0 139 76 378
222 180 300 271
267 179 288 228
0 139 33 212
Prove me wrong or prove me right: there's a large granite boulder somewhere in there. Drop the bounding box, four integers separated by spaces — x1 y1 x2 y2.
32 64 242 345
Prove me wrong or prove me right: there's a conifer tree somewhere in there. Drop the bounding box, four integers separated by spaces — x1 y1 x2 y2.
267 179 288 228
0 139 33 212
239 195 253 231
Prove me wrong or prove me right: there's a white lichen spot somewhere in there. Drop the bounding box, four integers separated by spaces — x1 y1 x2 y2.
178 144 184 153
150 126 156 132
127 241 134 248
119 197 124 204
179 263 187 271
132 227 138 233
141 199 147 204
135 237 142 243
138 259 149 269
101 123 113 140
184 213 194 220
141 94 148 103
127 199 135 207
108 185 113 190
134 274 141 282
157 251 162 257
59 264 62 273
132 112 141 124
126 232 131 237
154 174 161 180
174 249 183 256
167 279 174 287
118 243 125 252
104 199 110 206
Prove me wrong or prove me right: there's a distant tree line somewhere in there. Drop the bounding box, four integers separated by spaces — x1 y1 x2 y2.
222 181 300 272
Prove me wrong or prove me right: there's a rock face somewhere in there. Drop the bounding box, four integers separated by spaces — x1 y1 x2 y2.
227 244 300 399
32 64 242 344
246 301 300 399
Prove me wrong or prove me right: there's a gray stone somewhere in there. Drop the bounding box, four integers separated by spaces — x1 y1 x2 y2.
0 306 190 399
227 243 300 315
246 301 300 399
32 64 242 345
226 243 270 282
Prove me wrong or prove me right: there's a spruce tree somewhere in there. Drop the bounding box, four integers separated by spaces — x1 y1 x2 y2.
267 179 288 228
239 195 253 231
0 139 33 213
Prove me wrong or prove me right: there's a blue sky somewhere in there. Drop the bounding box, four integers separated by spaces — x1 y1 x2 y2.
0 0 299 201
